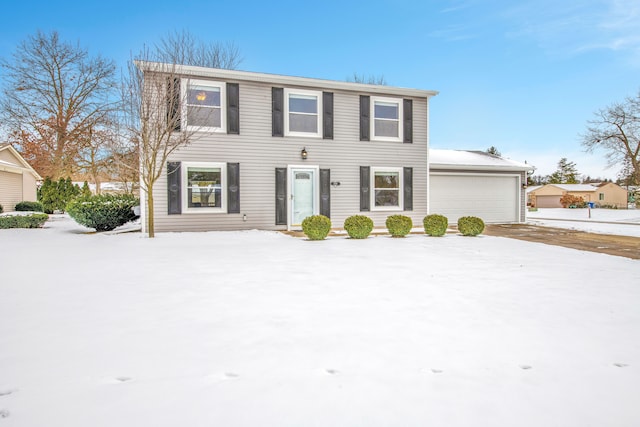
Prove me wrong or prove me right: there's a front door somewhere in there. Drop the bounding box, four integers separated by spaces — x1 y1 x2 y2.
290 167 318 228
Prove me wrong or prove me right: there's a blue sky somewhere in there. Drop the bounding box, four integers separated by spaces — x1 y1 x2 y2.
1 0 638 179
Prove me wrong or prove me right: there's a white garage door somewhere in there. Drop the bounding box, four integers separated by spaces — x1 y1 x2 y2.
430 174 519 223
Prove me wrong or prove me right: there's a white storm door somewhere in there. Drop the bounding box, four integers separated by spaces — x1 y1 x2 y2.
290 168 318 227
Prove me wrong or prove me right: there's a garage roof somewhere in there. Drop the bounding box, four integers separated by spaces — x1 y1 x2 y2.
429 149 533 172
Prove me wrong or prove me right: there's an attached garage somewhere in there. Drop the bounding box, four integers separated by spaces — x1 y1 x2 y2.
0 144 41 211
429 149 532 223
534 195 562 208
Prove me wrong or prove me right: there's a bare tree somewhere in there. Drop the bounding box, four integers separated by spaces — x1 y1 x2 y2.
581 91 640 185
120 31 241 237
347 72 387 85
0 30 117 179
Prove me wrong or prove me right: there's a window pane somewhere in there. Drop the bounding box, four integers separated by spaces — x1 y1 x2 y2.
187 86 221 107
374 172 399 189
375 189 399 206
374 102 398 119
289 95 318 114
289 113 318 133
374 119 399 138
188 106 221 128
187 167 221 208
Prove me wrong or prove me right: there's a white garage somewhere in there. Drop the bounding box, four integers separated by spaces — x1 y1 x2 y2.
429 150 532 223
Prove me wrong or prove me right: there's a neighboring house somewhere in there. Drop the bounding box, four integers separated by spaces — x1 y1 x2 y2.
528 183 628 208
137 62 438 232
0 143 42 211
429 149 533 223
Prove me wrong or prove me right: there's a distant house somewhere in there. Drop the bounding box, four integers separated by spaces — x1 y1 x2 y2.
0 144 42 211
527 183 628 208
429 149 533 223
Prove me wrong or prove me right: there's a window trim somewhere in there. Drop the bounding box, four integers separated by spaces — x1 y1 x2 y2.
182 161 227 213
370 96 403 142
182 78 227 133
284 88 322 138
370 166 404 211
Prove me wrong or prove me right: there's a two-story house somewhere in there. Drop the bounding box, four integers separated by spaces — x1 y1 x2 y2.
137 62 438 233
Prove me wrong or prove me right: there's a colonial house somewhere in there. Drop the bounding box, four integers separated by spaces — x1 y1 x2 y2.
0 143 41 212
137 62 438 232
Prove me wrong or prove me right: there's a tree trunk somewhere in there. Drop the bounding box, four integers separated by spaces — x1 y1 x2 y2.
147 186 155 238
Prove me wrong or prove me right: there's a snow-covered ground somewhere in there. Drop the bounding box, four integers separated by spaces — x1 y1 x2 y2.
1 215 639 427
527 208 640 237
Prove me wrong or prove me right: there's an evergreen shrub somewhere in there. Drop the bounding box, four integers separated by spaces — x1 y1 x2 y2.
38 177 81 213
301 215 331 240
457 216 485 236
67 194 139 232
15 201 44 212
385 215 413 237
0 213 49 229
343 215 374 239
423 214 448 236
0 204 3 214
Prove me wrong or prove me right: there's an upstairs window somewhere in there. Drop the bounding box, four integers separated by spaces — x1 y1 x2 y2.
183 79 226 132
371 97 403 141
284 89 322 137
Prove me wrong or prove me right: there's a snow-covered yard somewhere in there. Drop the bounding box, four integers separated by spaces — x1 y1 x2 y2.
527 207 640 237
1 215 639 427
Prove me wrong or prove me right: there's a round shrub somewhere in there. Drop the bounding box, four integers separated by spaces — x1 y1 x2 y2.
457 216 485 236
67 194 139 232
0 204 3 214
343 215 374 239
301 215 331 240
423 214 448 237
15 201 44 212
385 215 413 237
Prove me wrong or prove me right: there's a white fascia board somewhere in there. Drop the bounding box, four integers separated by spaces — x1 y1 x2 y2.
135 61 439 99
429 163 534 172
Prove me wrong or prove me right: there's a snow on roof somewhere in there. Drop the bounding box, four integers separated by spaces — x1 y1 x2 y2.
550 184 598 192
429 149 532 171
526 185 542 193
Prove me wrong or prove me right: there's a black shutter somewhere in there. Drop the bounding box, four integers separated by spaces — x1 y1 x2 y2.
360 166 370 212
320 169 330 217
275 168 287 225
323 92 333 140
403 167 413 211
360 96 370 141
403 99 413 143
272 87 284 137
227 163 240 213
227 83 240 135
167 161 181 215
167 77 181 132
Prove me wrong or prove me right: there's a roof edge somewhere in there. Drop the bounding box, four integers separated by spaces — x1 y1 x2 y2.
134 61 439 98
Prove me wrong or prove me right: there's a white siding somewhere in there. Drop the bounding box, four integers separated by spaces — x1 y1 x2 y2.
150 77 430 232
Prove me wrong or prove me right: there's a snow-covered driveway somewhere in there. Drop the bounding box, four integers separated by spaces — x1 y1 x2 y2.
1 215 638 426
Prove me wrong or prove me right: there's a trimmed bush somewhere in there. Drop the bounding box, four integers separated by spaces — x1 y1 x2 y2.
423 214 448 237
0 204 3 214
0 213 49 229
385 215 413 237
457 216 485 236
67 194 139 232
15 201 44 212
301 215 332 240
344 215 374 239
